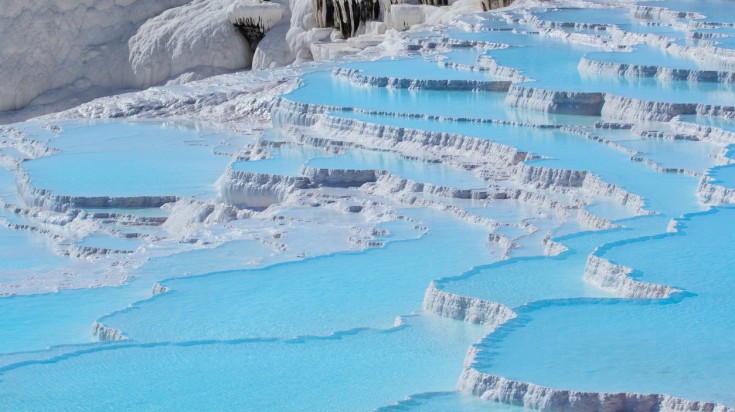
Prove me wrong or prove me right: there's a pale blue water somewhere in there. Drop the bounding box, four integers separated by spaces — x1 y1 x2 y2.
488 42 735 104
449 19 734 102
231 144 334 176
286 71 513 120
340 57 501 81
441 215 669 308
134 239 276 279
681 115 735 133
537 7 635 26
0 315 488 411
0 284 150 353
468 201 556 224
446 29 537 47
473 207 735 405
22 121 233 198
82 206 170 218
97 209 494 342
710 163 735 188
442 48 486 67
586 199 639 221
616 137 720 172
0 227 66 273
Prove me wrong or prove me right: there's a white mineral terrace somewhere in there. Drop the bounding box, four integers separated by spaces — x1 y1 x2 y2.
1 0 735 410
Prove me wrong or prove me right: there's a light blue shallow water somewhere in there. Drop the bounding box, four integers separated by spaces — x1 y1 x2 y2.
22 121 234 198
0 284 151 353
231 144 334 176
681 115 735 133
473 207 735 405
98 209 494 341
441 215 670 308
442 48 486 67
450 17 735 102
286 67 602 126
488 41 735 104
286 71 513 119
0 315 488 411
536 7 637 26
340 57 501 81
0 226 66 273
616 137 720 172
445 29 538 48
711 164 735 189
531 6 687 38
135 238 277 279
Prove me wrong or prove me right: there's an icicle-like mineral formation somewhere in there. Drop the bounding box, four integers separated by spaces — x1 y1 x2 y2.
229 0 287 49
312 0 382 38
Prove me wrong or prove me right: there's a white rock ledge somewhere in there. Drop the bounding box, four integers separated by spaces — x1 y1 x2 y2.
302 166 379 187
92 322 127 342
601 94 735 122
217 169 310 209
423 282 517 328
632 5 704 21
697 177 735 206
16 171 177 212
458 367 734 412
579 57 735 84
273 101 650 217
583 254 678 299
372 172 490 200
152 283 171 295
506 85 605 116
332 67 512 91
506 85 735 121
670 120 735 146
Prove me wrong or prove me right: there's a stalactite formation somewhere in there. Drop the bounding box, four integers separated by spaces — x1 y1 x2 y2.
481 0 514 12
312 0 516 39
421 0 448 6
232 16 269 49
229 0 285 49
312 0 382 38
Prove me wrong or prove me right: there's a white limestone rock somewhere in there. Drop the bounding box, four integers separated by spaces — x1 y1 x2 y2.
457 367 734 412
423 282 517 328
92 321 127 341
129 0 252 87
252 24 296 69
0 0 190 113
583 254 677 299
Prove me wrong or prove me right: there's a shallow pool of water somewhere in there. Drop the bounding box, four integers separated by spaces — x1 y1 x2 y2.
473 207 735 405
22 121 236 199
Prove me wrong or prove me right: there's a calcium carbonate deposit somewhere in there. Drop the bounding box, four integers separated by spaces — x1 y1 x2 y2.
1 0 735 410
